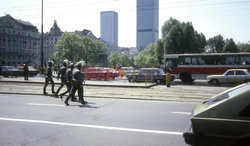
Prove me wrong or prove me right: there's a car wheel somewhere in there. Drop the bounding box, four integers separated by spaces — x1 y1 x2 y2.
180 71 193 84
155 79 161 85
211 79 220 85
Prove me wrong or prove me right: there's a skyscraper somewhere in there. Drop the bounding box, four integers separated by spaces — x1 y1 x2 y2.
100 11 118 46
136 0 159 51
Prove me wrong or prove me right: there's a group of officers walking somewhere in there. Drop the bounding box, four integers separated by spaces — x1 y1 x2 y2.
43 60 87 106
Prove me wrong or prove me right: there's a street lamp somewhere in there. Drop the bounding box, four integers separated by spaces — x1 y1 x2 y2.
40 0 44 72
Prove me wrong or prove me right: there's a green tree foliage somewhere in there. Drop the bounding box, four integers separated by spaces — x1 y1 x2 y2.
223 38 239 53
50 32 106 66
135 43 160 68
119 54 130 67
108 51 120 68
238 43 250 52
161 18 206 54
207 35 225 53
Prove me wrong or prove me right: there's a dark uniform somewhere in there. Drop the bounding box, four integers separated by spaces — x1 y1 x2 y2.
23 63 29 80
54 62 67 97
43 61 55 95
59 63 75 100
64 62 86 106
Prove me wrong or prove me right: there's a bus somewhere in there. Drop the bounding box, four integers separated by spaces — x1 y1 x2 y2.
164 53 250 83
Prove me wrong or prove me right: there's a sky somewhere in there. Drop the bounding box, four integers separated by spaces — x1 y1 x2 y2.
1 0 250 47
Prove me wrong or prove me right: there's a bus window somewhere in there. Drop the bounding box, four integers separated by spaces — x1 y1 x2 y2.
166 58 178 67
197 57 205 65
191 57 197 65
184 57 191 65
226 56 235 65
239 56 250 65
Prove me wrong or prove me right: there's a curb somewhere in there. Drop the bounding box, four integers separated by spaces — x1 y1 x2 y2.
0 80 156 88
0 92 197 103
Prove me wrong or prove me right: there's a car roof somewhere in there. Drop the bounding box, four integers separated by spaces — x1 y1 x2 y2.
227 69 248 71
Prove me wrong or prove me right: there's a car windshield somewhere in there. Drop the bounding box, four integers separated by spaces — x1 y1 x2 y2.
205 83 250 106
158 69 165 75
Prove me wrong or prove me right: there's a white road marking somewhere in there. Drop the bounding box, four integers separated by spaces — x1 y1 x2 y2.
27 103 64 107
0 117 183 135
171 112 191 115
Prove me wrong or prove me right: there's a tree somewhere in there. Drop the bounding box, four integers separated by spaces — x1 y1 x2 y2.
207 35 225 53
50 33 106 66
119 54 130 67
223 38 239 53
135 43 160 68
108 52 120 68
238 43 250 52
53 32 82 64
156 39 164 64
161 18 206 54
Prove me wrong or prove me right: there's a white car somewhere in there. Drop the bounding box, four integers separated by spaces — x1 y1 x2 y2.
207 69 250 85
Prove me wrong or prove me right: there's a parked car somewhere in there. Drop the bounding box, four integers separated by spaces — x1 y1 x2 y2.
183 82 250 146
120 67 136 77
1 66 20 77
84 67 116 80
126 68 175 84
207 69 250 85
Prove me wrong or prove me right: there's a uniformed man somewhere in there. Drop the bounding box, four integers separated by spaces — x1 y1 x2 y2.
64 62 87 106
59 63 76 100
43 61 55 95
54 61 67 97
23 62 29 80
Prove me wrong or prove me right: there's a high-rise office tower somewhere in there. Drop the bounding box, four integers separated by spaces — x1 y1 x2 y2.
136 0 159 50
100 11 118 46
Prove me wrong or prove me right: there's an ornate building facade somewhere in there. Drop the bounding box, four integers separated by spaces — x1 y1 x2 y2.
0 14 40 66
43 20 62 65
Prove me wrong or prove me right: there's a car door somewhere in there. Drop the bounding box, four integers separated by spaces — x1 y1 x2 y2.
225 70 235 83
235 70 247 83
137 69 146 82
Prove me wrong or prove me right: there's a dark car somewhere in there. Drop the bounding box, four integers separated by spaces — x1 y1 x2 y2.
183 82 250 146
126 68 175 84
1 66 20 77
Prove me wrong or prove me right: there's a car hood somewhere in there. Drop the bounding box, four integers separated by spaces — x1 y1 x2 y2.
193 103 207 116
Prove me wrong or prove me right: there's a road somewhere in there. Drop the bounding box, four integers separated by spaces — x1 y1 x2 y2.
0 94 197 146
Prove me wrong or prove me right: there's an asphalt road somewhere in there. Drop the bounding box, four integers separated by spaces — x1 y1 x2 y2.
0 94 197 146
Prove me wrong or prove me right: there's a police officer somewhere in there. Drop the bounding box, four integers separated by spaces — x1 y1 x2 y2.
23 62 29 80
54 61 67 97
43 61 55 95
64 62 87 106
58 63 76 100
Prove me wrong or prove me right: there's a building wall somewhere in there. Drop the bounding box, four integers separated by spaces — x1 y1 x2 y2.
0 14 40 66
101 11 118 46
136 0 159 51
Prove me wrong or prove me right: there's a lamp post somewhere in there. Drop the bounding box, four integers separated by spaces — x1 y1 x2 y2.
40 0 44 72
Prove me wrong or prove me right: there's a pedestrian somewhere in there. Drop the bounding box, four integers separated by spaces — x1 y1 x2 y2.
64 62 87 106
59 63 76 101
23 62 29 80
54 61 67 97
43 61 55 95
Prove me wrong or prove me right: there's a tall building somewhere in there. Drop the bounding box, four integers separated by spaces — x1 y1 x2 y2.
0 14 40 66
136 0 159 51
100 11 118 46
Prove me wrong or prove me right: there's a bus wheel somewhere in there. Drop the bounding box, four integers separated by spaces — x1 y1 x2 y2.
211 79 220 85
180 72 192 83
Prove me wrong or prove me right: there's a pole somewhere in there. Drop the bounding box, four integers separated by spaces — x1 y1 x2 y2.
40 0 44 71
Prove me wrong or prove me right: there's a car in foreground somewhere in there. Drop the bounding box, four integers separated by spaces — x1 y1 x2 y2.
183 82 250 146
207 69 250 85
126 68 175 84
